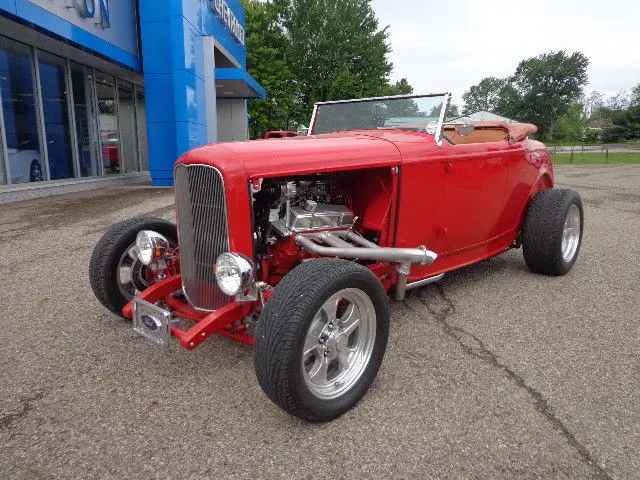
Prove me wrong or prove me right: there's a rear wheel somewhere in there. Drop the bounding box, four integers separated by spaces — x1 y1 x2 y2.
89 217 177 316
522 188 583 275
254 258 390 422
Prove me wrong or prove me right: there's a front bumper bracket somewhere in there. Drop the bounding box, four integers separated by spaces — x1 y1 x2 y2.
123 275 254 350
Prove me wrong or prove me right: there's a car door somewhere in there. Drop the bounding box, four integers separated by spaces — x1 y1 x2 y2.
439 141 510 254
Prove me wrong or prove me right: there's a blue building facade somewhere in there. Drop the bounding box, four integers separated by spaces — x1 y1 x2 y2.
0 0 264 192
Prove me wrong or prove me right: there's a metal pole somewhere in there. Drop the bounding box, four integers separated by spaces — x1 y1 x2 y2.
394 262 411 301
0 76 11 185
32 48 50 181
90 68 102 177
133 83 145 172
114 77 122 173
65 58 81 178
570 149 574 164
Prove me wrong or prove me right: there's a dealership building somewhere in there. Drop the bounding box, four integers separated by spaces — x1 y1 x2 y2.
0 0 264 201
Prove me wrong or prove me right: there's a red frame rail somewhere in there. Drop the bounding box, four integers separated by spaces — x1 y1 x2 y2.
123 275 254 349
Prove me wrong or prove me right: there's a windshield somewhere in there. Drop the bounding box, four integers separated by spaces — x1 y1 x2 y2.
309 93 450 137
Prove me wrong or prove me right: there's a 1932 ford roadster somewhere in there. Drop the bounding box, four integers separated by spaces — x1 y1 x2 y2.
90 93 584 421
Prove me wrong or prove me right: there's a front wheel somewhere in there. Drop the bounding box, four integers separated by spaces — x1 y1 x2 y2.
89 216 177 316
522 188 584 275
254 259 390 422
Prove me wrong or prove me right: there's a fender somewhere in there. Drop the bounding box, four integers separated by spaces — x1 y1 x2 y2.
515 167 554 233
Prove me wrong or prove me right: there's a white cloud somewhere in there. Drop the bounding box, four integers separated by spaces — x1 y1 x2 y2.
371 0 640 104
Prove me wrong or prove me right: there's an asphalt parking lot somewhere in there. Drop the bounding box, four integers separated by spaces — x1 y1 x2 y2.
1 164 638 479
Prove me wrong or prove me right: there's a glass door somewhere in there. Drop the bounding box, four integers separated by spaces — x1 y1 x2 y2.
37 51 74 180
70 62 99 177
95 71 120 174
117 79 138 173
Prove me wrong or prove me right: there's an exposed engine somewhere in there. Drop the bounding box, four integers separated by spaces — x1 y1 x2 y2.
252 177 356 254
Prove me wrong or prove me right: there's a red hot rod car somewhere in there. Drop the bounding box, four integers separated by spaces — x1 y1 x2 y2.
90 93 584 421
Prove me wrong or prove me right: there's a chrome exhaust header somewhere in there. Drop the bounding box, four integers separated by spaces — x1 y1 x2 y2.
294 230 438 300
295 232 436 266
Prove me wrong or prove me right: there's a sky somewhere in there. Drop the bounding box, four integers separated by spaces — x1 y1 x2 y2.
370 0 640 106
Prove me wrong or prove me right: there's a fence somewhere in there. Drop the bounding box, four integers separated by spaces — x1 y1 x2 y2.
548 143 640 164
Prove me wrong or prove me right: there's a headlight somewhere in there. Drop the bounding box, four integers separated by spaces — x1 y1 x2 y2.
135 230 169 266
215 252 255 296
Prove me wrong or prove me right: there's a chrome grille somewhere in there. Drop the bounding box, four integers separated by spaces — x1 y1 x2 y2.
174 164 231 310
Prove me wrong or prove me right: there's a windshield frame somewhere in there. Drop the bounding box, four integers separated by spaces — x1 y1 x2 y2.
308 93 452 145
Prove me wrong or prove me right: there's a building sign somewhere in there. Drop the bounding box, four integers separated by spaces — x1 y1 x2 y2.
210 0 245 45
74 0 110 28
26 0 139 57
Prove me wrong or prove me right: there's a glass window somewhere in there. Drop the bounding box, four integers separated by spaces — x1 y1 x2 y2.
117 80 138 173
0 36 44 184
95 71 120 174
37 51 74 180
71 63 99 177
135 87 148 171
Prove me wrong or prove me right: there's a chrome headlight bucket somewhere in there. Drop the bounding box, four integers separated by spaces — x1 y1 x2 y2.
135 230 170 266
215 252 256 296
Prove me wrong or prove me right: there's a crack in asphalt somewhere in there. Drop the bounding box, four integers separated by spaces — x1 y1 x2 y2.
0 391 46 430
411 285 612 480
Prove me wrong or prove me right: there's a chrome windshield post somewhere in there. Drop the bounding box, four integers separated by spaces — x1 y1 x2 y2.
435 92 452 147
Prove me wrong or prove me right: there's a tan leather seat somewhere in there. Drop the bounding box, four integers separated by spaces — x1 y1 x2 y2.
444 121 537 145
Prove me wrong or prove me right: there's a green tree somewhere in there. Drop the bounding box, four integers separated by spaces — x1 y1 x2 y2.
606 91 630 111
552 103 587 143
461 77 510 115
385 78 413 95
585 90 605 118
602 106 640 142
281 0 393 122
631 84 640 107
446 103 460 119
243 0 301 138
244 0 415 135
509 51 589 140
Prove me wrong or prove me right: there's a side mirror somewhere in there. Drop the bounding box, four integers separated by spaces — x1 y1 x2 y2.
456 123 475 136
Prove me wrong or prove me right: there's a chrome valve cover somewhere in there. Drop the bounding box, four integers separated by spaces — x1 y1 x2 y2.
287 202 356 232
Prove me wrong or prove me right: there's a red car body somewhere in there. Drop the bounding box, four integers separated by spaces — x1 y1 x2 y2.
122 125 552 349
91 93 582 421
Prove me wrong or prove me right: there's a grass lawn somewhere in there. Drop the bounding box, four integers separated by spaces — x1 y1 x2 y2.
546 141 640 148
552 152 640 165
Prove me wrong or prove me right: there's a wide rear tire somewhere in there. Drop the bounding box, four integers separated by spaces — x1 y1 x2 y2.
89 217 177 316
254 258 390 422
522 188 583 275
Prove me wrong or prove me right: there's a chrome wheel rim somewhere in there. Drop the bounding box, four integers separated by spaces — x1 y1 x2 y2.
301 288 376 400
561 204 581 262
117 243 150 300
